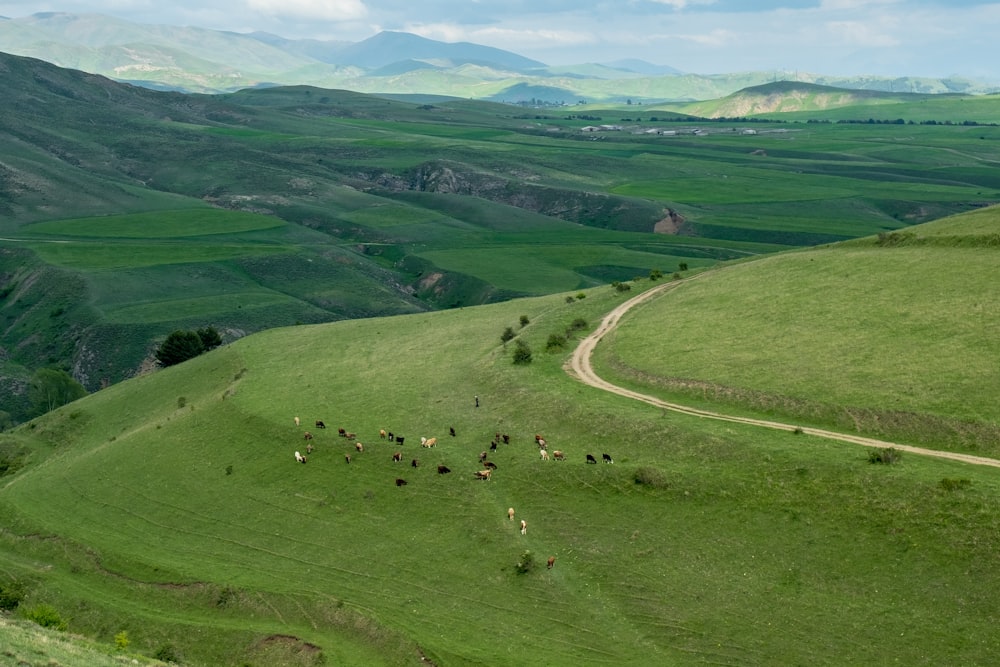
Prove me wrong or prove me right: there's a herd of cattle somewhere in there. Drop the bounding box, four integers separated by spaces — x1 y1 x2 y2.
288 415 614 568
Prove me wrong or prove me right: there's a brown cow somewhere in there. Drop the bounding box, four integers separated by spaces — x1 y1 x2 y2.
552 450 565 461
474 470 492 481
303 432 313 440
421 437 437 448
392 451 402 462
547 556 556 569
380 429 387 439
437 465 451 474
483 461 497 470
355 441 364 453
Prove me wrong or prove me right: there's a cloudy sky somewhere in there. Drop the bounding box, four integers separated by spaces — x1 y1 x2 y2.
4 0 999 78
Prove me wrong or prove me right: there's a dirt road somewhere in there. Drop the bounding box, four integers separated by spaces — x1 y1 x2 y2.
567 281 1000 469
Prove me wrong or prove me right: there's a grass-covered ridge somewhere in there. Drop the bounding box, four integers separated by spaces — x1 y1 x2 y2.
595 205 1000 453
2 208 1000 665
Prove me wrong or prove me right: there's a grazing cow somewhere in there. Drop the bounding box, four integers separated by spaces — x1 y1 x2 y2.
379 429 387 439
508 507 515 521
303 432 313 441
344 432 357 440
547 556 556 569
411 459 419 468
395 436 405 446
449 427 456 437
553 450 565 461
355 442 364 453
534 434 545 445
479 450 488 462
602 453 614 464
315 420 326 429
474 470 492 481
388 431 395 442
540 449 549 461
392 451 402 462
483 461 497 470
294 451 306 463
520 520 527 535
536 439 547 450
294 416 300 427
395 478 408 487
345 454 351 464
422 437 437 448
502 433 510 445
489 441 498 452
437 465 451 475
337 428 346 437
586 454 597 464
306 443 314 455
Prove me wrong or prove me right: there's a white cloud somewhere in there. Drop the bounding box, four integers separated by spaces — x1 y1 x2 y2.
245 0 367 22
825 20 900 47
405 22 595 50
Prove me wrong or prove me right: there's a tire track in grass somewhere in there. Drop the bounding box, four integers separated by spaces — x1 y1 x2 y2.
568 281 1000 469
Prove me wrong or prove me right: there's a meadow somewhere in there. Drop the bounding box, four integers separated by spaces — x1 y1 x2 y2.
3 207 1000 665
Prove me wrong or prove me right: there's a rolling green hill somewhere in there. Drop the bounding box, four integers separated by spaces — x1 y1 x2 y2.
1 209 1000 665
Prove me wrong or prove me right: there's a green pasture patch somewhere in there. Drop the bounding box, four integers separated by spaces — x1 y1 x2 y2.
418 244 680 293
598 243 1000 453
24 241 286 270
342 203 448 228
27 209 286 239
101 292 298 324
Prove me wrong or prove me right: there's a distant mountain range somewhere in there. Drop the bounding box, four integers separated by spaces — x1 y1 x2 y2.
2 12 998 101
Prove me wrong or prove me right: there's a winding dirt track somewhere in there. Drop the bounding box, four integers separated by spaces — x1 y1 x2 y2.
567 281 1000 469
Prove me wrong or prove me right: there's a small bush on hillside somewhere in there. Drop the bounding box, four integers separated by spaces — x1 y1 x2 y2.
569 317 588 332
576 292 586 300
512 339 533 365
500 327 515 345
565 295 575 303
868 447 902 465
153 643 182 663
546 334 567 351
0 578 26 610
649 269 663 280
635 467 668 488
29 368 87 416
612 281 632 293
516 550 535 574
115 630 130 650
23 603 68 630
679 262 688 272
939 478 972 492
519 315 530 327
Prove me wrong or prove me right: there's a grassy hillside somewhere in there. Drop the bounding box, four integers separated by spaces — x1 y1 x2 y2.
2 209 1000 665
594 205 1000 454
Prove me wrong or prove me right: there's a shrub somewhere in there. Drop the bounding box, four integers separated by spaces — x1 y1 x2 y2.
576 292 586 300
153 644 182 663
512 339 533 365
569 317 588 331
546 334 567 351
613 281 632 293
634 467 668 488
23 603 68 630
868 447 902 465
565 295 575 303
500 327 515 345
0 579 26 611
115 630 130 651
516 550 535 574
939 478 972 492
679 262 689 271
649 269 663 281
155 330 205 367
519 315 530 327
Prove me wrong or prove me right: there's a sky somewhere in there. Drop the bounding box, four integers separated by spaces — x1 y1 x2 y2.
3 0 999 78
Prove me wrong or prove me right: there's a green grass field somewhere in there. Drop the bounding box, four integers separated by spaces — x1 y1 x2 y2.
3 210 1000 665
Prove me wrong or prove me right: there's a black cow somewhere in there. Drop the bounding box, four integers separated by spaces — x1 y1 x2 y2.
483 461 497 470
395 436 405 446
395 478 408 487
586 454 597 464
315 420 326 429
437 465 452 474
411 459 419 468
602 453 614 464
449 427 456 437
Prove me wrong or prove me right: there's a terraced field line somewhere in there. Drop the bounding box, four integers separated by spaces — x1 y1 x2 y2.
567 281 1000 469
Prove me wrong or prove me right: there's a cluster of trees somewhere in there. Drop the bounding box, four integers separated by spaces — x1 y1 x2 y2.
155 326 222 367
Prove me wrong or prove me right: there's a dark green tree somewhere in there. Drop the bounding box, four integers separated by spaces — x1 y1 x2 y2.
512 339 533 365
196 326 222 350
29 368 87 416
519 315 530 328
500 327 516 345
155 330 205 367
